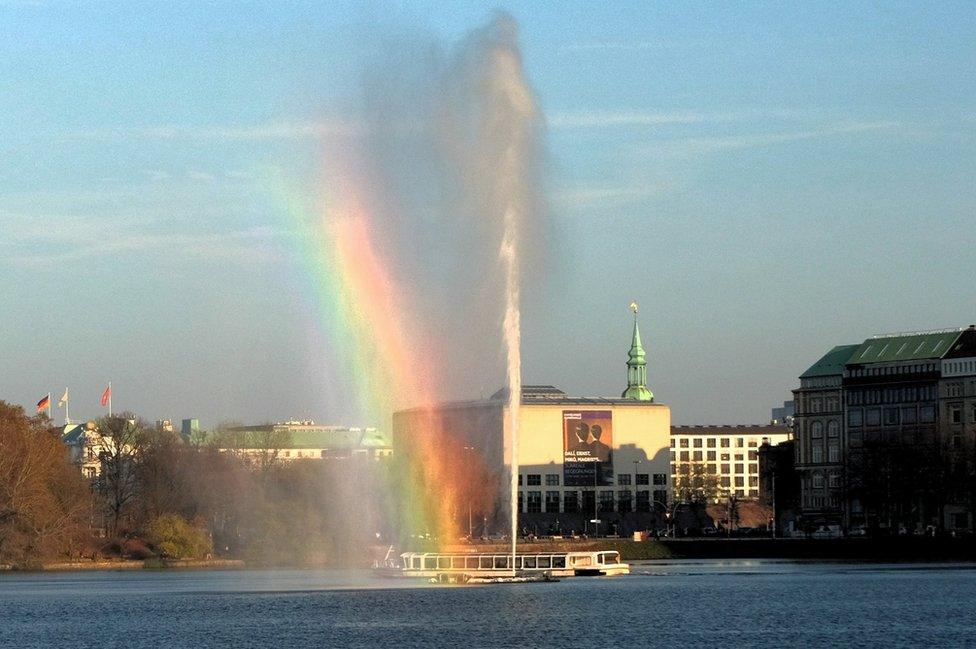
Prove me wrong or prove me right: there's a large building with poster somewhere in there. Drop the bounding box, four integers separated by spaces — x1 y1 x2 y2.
393 309 672 537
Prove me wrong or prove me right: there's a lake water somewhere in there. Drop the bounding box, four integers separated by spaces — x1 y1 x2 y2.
2 561 974 648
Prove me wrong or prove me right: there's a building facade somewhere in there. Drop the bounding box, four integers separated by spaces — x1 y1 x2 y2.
392 309 672 536
795 326 976 533
207 422 392 462
670 425 793 501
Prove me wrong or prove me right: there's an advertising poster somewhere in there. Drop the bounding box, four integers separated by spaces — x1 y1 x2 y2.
563 410 614 486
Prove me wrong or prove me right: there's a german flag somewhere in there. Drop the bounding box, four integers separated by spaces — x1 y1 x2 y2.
36 394 50 413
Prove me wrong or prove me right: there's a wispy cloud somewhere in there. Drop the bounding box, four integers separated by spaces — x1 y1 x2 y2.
636 120 901 157
58 120 360 143
553 183 672 210
0 215 282 266
549 110 735 129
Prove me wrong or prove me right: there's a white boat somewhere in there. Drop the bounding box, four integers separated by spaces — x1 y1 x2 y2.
385 550 629 581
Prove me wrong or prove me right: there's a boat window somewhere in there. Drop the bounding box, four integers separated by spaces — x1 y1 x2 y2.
411 556 421 569
451 556 465 569
538 556 551 569
465 557 479 569
437 556 451 569
424 557 437 570
493 556 509 570
479 556 490 570
553 556 566 568
573 555 592 567
524 556 537 569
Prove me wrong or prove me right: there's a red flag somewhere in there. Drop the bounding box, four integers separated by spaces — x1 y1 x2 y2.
100 385 112 407
36 395 50 413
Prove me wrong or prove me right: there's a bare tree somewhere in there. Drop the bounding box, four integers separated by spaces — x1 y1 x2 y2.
96 413 147 536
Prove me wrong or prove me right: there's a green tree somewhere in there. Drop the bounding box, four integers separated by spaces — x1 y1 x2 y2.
147 513 212 559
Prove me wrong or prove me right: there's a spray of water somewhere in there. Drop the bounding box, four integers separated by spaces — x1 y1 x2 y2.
307 12 545 550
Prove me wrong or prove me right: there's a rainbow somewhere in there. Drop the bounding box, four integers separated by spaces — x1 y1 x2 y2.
275 159 490 546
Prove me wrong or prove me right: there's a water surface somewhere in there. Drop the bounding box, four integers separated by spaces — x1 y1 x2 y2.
2 561 973 648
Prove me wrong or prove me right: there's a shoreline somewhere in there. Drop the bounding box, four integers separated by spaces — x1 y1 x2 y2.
1 558 246 572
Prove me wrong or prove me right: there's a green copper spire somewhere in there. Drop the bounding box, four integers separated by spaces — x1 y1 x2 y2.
621 301 654 401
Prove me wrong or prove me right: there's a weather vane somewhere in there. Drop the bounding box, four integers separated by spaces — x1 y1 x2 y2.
629 300 638 314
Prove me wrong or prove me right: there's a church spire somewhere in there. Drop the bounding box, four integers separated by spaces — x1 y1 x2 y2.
621 301 653 401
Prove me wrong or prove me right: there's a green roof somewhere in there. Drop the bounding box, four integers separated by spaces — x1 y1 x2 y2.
847 329 964 364
800 345 860 378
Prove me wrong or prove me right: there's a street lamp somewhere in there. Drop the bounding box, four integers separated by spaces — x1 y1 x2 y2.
463 446 476 540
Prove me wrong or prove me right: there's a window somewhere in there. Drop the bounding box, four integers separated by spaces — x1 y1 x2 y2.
901 407 916 424
736 438 745 448
707 438 717 448
636 490 650 512
849 409 863 427
865 409 881 426
670 451 676 463
920 406 936 423
680 438 689 448
721 476 730 487
811 422 823 438
828 441 839 463
707 451 716 461
734 476 744 487
653 473 667 485
721 438 730 448
517 491 523 512
545 473 559 486
720 453 731 461
693 438 703 448
748 476 758 487
653 489 668 507
721 463 730 474
950 406 962 425
828 473 840 488
527 491 542 513
812 473 824 489
517 474 522 486
812 446 823 463
545 491 560 513
617 490 632 513
884 408 899 426
693 451 703 461
636 473 649 486
748 450 758 461
680 451 689 461
564 491 579 512
734 463 744 474
598 491 614 513
749 463 758 474
527 474 541 486
617 474 631 486
827 420 839 437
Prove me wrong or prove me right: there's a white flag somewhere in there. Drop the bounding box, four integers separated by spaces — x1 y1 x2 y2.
59 388 69 406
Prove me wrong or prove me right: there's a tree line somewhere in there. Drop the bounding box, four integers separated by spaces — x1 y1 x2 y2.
0 401 393 568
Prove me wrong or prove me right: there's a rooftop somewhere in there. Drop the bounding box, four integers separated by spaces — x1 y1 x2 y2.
799 344 860 378
848 329 965 364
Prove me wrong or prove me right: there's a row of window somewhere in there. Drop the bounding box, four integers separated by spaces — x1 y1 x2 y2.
847 361 938 378
672 461 759 475
847 385 938 406
848 406 936 427
518 489 670 513
801 396 841 413
673 437 759 449
518 473 667 487
671 450 758 463
944 360 976 376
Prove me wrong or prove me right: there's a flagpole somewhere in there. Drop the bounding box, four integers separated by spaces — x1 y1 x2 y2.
108 381 112 417
47 392 52 421
64 387 69 426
